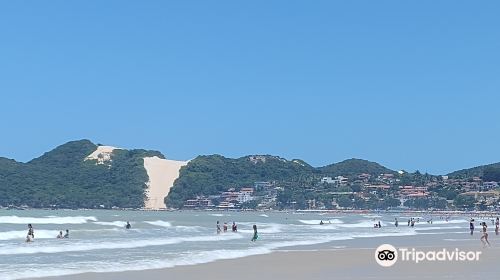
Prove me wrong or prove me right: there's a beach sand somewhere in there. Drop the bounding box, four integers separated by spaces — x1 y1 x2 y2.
143 156 187 209
34 244 499 280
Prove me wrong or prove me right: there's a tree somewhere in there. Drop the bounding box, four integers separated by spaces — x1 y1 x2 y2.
453 195 476 210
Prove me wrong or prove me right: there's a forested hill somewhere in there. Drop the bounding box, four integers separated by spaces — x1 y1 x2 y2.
448 162 500 181
2 139 499 210
0 140 163 209
165 156 396 208
319 158 395 177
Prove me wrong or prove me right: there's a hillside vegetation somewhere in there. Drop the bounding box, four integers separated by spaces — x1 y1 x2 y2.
0 140 163 209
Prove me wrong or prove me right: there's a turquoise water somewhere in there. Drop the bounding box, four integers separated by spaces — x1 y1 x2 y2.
0 210 474 279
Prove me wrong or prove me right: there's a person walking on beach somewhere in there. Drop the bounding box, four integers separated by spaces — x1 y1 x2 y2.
395 218 398 227
26 224 34 242
481 222 491 247
470 218 475 235
251 224 258 242
216 221 221 234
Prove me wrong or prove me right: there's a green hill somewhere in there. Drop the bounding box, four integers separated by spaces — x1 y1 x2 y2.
0 140 162 209
166 155 318 208
166 156 395 208
319 158 395 177
448 162 500 181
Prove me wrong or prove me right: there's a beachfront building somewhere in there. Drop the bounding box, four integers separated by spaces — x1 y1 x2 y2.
183 197 214 209
320 177 335 184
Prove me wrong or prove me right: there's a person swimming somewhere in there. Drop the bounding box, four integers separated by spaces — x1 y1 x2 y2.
126 221 131 229
251 224 258 242
64 229 69 238
26 224 34 242
319 220 324 225
57 231 63 239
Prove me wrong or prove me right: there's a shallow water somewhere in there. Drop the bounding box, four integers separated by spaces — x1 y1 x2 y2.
0 210 477 279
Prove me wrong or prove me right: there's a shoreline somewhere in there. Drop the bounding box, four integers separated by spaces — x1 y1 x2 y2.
32 245 500 280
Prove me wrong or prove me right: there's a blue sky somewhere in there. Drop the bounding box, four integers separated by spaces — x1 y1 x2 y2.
0 1 499 174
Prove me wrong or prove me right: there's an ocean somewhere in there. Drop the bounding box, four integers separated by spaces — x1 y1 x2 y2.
0 210 477 280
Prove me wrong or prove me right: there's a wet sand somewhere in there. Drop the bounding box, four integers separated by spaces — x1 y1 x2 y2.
34 244 500 280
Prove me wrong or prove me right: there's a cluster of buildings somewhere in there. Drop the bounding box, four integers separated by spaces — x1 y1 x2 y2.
318 173 500 210
183 181 279 210
181 172 500 210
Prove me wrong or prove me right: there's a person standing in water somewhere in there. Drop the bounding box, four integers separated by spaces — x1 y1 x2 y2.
495 217 499 235
57 231 63 239
26 224 34 242
223 222 228 232
251 224 258 242
470 218 475 235
395 218 398 227
216 221 221 234
125 221 131 229
481 222 491 247
232 222 237 232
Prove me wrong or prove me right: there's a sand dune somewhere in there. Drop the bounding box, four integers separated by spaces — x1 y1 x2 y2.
143 156 188 209
85 146 117 165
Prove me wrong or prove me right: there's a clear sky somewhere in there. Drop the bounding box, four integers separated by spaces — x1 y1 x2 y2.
1 1 499 174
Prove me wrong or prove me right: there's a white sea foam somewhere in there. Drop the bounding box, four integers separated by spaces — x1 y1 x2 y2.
0 234 243 255
259 214 269 217
1 247 273 280
414 226 462 231
0 230 60 241
238 223 283 234
431 219 467 225
209 213 227 217
145 220 172 227
93 221 127 227
298 219 343 225
175 226 203 232
0 216 97 224
337 221 378 228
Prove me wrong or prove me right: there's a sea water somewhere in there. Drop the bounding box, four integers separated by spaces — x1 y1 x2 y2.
0 210 473 279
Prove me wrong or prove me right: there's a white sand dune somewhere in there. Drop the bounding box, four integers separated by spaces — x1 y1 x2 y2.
85 146 118 165
143 156 188 209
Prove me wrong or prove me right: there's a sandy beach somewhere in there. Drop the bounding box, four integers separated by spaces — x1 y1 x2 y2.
34 244 500 280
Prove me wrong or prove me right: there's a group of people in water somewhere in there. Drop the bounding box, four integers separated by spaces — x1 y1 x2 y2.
25 221 134 243
216 221 238 234
25 224 69 242
216 221 258 241
469 217 499 247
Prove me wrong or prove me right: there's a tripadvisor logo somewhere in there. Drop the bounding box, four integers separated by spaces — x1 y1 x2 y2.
375 244 482 267
375 244 398 267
